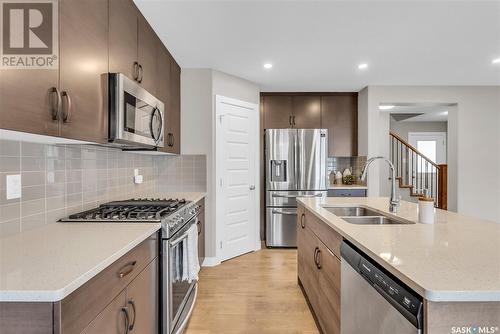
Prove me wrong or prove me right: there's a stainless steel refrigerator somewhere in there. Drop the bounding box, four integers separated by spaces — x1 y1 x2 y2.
265 129 328 247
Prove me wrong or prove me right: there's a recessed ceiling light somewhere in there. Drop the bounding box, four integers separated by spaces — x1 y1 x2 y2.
358 63 368 70
492 58 500 64
263 63 273 69
379 105 395 110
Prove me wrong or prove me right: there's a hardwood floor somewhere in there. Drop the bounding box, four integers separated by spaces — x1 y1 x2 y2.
184 249 319 334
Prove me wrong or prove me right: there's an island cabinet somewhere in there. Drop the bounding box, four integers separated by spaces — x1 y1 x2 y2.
0 234 159 334
297 204 342 334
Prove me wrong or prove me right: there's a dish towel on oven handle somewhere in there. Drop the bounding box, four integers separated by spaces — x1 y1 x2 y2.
185 222 200 282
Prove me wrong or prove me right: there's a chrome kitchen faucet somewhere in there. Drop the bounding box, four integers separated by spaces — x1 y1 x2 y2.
361 156 400 213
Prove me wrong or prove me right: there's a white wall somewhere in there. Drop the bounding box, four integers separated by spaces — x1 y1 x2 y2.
181 69 260 264
390 120 448 142
359 86 500 222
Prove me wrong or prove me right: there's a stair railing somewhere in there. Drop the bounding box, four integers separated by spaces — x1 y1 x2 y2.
390 132 447 209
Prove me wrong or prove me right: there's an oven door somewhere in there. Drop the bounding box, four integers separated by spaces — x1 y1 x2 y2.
162 218 198 334
109 73 164 148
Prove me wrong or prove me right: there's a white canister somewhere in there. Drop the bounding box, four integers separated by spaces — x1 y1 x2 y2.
418 190 435 224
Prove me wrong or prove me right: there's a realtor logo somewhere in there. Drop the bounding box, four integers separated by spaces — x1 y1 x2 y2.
1 0 58 69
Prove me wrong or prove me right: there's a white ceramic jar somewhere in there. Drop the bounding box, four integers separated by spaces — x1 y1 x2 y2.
418 190 435 224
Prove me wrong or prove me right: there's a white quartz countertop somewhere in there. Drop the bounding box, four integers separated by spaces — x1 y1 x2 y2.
0 222 161 302
297 197 500 302
328 184 368 190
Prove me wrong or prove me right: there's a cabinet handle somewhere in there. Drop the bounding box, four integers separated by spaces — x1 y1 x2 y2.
292 115 296 126
197 220 202 235
138 64 144 83
61 91 71 123
117 261 137 278
128 299 136 331
170 133 175 147
50 87 62 120
300 213 305 229
315 248 322 269
288 115 292 126
133 62 140 81
121 307 130 334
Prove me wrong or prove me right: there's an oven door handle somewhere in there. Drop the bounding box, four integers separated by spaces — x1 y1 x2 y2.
170 218 197 246
170 232 189 247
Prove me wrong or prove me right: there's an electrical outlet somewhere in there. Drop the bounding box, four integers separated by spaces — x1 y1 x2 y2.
134 174 143 184
6 174 21 199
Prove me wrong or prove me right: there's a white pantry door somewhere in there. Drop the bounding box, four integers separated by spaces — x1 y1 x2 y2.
216 95 259 262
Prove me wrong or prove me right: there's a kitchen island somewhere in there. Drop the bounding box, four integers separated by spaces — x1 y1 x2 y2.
297 197 500 334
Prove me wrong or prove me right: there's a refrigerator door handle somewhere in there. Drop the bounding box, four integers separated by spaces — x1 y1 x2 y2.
271 209 297 216
272 193 323 199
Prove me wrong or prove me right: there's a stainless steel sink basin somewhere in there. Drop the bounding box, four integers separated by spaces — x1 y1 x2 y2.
341 216 414 225
322 205 415 225
323 206 381 217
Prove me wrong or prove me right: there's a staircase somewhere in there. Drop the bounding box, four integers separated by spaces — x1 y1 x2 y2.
390 132 447 209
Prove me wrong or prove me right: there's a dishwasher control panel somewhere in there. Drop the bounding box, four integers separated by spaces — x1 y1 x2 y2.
342 241 423 330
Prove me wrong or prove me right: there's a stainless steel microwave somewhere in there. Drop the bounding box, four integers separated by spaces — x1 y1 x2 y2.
108 73 164 148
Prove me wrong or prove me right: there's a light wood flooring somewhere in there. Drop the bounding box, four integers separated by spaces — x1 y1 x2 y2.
184 249 319 334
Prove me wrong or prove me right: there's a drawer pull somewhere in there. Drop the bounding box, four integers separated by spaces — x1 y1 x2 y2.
118 261 137 278
300 213 306 228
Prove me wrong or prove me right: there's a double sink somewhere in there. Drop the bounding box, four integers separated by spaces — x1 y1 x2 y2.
322 206 415 225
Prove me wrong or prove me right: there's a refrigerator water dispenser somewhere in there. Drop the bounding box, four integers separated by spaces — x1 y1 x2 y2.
270 160 287 182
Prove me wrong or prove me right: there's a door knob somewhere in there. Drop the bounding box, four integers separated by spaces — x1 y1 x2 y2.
249 185 255 190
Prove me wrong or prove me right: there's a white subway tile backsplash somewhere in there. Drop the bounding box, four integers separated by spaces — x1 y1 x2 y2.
0 139 206 237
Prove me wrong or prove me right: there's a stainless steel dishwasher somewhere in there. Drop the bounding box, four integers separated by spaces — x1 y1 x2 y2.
340 241 423 334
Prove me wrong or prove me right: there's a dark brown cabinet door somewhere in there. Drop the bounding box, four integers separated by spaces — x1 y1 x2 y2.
292 96 321 129
138 14 158 95
109 0 138 80
81 290 127 334
197 199 205 265
157 44 172 153
59 0 108 143
263 95 293 129
126 258 158 334
316 244 341 334
168 59 181 154
0 70 59 136
321 94 357 156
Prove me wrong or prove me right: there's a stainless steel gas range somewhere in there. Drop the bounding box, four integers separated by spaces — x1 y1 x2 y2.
60 198 201 334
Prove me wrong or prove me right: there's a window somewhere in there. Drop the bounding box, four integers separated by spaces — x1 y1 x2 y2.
416 140 437 163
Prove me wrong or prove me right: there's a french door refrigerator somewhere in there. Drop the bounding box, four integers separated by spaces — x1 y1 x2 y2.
265 129 328 247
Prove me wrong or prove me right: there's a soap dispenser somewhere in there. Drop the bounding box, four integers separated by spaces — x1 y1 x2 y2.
418 189 435 224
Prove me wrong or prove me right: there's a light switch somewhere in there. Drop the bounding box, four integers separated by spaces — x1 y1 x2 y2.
6 174 21 199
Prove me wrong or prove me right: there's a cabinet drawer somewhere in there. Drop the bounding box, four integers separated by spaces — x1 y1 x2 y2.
328 189 367 197
60 234 158 334
299 208 342 259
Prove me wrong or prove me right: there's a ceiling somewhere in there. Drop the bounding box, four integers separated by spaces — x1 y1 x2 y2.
386 103 453 122
135 0 500 92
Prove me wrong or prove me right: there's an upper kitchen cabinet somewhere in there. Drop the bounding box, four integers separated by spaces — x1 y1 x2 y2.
261 92 358 156
0 67 59 137
109 0 158 95
137 14 159 95
291 96 321 129
157 44 181 155
109 0 138 81
321 94 358 156
168 60 181 154
262 95 321 129
263 95 293 129
59 0 108 143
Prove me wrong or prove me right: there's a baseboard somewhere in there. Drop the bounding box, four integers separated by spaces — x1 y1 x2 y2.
201 256 221 267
